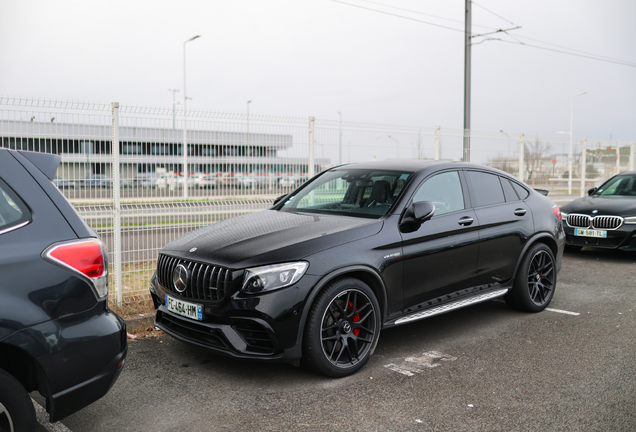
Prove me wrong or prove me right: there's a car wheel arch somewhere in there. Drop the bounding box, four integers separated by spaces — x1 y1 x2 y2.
294 266 388 350
511 233 559 280
0 342 49 397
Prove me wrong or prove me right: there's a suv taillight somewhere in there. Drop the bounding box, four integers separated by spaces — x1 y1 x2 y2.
552 205 562 220
43 238 109 299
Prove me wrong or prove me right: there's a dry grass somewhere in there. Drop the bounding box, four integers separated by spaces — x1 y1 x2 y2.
108 260 156 319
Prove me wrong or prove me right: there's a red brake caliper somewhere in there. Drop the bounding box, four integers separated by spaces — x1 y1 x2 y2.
348 301 360 336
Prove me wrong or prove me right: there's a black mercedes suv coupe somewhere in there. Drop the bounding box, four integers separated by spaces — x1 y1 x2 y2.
150 161 565 377
0 148 127 430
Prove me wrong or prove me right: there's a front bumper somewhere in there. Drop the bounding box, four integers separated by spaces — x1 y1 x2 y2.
150 273 320 361
564 225 636 251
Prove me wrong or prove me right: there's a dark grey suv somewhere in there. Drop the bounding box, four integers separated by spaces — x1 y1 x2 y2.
0 149 127 430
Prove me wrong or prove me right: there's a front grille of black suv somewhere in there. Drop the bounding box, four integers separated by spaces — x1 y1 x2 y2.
157 254 233 301
566 214 623 230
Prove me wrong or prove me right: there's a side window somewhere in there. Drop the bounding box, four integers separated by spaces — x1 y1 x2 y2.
412 171 464 216
466 171 505 207
0 179 31 233
500 177 519 202
511 181 530 200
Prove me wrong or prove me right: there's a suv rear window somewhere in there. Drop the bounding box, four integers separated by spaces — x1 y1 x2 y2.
0 179 31 234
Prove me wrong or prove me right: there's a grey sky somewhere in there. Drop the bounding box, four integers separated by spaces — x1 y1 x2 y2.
1 0 634 142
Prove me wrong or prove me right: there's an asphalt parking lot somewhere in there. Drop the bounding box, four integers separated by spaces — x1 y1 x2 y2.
34 247 636 432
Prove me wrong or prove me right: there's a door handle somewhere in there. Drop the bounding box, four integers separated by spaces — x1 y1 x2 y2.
458 216 474 226
514 208 527 216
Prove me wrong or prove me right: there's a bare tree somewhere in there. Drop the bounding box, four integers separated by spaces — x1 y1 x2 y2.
525 137 551 185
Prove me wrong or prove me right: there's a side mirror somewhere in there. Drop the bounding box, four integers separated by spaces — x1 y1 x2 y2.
412 201 435 222
588 187 597 196
273 194 288 206
399 201 435 233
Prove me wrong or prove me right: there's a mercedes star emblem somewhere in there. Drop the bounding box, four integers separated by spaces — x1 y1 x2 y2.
173 264 189 293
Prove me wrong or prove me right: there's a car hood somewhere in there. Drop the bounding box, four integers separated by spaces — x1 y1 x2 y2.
561 195 636 216
161 210 383 268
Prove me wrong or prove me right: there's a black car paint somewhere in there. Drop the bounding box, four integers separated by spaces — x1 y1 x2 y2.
0 148 127 422
561 172 636 251
150 161 564 364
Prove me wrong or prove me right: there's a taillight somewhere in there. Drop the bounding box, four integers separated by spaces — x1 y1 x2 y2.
552 205 562 220
43 238 109 299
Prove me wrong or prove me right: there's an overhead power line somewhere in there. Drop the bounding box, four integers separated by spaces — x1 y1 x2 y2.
325 0 464 33
326 0 636 68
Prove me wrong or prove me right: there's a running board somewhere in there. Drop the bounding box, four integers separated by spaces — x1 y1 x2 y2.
394 288 509 326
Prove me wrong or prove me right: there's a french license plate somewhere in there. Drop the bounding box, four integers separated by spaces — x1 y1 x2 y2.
165 294 203 321
574 228 607 238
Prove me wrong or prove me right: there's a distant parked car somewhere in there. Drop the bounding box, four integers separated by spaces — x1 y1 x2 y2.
149 161 564 378
561 171 636 251
82 174 112 188
53 176 76 189
195 174 216 189
278 176 298 187
137 173 160 189
156 173 178 190
176 175 198 189
0 148 127 430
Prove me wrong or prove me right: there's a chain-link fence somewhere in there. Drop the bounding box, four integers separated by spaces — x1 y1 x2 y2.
1 96 635 306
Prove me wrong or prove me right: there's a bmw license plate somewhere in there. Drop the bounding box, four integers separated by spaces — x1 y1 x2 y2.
574 228 607 238
165 294 203 321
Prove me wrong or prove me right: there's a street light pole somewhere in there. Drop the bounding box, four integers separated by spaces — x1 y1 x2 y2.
168 87 180 130
568 91 587 194
338 111 342 165
183 35 200 199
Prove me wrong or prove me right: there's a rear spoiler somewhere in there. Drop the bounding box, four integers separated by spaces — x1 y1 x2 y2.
534 188 549 196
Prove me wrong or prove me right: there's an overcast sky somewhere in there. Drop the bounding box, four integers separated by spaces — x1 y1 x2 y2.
1 0 635 142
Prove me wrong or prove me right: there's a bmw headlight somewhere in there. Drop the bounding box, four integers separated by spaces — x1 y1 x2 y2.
242 262 308 294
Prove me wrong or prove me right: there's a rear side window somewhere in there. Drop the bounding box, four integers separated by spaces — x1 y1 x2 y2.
511 181 530 200
0 179 31 234
466 171 505 207
501 177 520 202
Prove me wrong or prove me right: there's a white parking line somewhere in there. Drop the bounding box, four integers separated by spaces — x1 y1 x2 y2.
545 307 580 316
32 398 73 432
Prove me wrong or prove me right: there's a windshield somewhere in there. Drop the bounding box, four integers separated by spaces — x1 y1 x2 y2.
279 168 412 218
595 175 636 197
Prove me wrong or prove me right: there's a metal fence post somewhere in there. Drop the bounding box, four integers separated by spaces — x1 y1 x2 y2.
580 138 587 197
111 102 122 307
434 126 440 160
308 116 315 178
616 141 620 174
518 133 525 182
630 142 635 171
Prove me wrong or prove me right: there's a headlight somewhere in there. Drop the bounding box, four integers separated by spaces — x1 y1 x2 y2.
561 212 568 219
624 216 636 224
242 262 308 294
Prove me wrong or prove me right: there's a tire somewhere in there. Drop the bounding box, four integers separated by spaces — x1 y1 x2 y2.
505 243 557 312
0 368 36 432
303 278 381 377
565 245 583 253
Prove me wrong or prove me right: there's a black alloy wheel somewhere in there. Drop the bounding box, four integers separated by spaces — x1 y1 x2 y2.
303 278 381 377
0 369 36 432
505 243 556 312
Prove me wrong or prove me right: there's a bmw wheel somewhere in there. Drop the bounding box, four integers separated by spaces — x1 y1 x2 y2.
0 368 36 432
506 243 556 312
303 278 381 377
